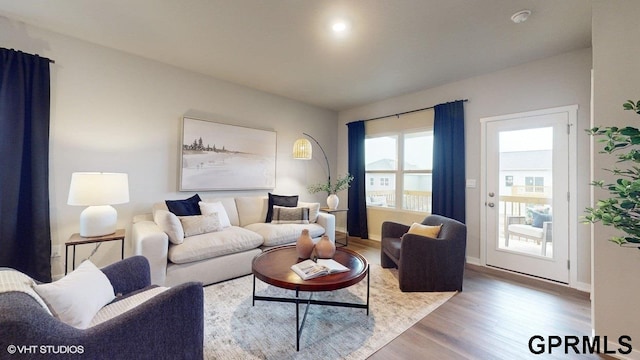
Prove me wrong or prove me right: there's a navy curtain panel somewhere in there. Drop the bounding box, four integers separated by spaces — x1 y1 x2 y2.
0 48 52 282
432 100 466 223
347 120 369 239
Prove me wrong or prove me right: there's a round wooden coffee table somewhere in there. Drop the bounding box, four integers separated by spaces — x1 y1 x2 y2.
251 245 370 351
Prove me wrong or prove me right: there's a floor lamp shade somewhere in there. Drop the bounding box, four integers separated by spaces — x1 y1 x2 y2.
68 172 129 237
292 138 312 160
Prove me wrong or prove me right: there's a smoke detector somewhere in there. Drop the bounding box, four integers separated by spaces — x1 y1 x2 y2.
511 10 531 24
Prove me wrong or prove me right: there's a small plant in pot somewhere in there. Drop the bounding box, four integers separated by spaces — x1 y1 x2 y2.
307 173 354 210
584 99 640 247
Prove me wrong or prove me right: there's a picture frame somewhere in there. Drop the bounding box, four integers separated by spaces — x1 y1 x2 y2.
179 117 277 191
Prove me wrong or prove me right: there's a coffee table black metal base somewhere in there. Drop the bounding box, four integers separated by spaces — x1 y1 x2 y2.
252 268 370 351
251 245 370 351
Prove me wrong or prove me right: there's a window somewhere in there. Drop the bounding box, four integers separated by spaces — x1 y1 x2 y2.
505 175 513 187
365 130 433 212
525 176 545 193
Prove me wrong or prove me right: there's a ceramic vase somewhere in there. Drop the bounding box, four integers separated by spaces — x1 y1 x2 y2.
327 194 339 210
296 229 314 259
315 234 336 259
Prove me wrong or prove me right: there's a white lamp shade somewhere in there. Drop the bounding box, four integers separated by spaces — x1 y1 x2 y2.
293 138 312 160
68 172 129 206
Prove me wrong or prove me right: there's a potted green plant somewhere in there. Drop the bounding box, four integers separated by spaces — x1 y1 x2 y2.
307 173 354 210
584 99 640 247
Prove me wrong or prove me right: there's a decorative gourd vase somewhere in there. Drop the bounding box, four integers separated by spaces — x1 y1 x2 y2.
296 229 315 259
327 194 339 210
315 234 336 259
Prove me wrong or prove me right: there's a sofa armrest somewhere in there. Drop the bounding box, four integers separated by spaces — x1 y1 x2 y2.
131 220 169 286
316 212 336 243
101 256 151 296
0 283 204 359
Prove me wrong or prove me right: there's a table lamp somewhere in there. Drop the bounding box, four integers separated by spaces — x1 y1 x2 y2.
67 172 129 237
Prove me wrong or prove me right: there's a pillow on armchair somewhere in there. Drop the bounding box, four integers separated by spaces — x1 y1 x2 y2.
406 223 442 238
33 260 115 329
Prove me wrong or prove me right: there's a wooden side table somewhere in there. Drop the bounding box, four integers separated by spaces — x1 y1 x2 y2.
320 208 349 247
65 229 125 274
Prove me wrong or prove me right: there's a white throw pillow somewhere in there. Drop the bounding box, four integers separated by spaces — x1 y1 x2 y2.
33 260 115 329
179 213 223 237
154 209 185 244
199 201 231 228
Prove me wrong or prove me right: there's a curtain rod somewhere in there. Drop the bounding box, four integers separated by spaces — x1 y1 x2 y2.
1 47 55 63
356 98 468 123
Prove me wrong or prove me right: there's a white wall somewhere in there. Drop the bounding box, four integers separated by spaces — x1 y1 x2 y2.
0 16 338 278
339 47 592 287
592 2 640 358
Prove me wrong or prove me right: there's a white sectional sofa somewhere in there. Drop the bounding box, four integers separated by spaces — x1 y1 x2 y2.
131 196 335 286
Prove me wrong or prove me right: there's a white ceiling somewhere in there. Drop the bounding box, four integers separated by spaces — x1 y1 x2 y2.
0 0 591 111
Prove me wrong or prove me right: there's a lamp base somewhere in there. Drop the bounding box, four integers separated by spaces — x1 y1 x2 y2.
79 205 117 237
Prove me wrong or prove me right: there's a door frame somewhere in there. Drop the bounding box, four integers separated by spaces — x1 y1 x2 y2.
479 105 579 287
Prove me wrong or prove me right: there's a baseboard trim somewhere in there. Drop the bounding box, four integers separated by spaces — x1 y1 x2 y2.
466 256 481 266
465 262 590 299
574 281 591 294
348 236 380 249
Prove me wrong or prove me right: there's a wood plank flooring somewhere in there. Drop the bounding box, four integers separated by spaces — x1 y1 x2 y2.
343 238 613 359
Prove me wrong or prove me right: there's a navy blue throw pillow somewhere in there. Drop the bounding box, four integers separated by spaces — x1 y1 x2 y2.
531 210 552 228
265 193 298 222
166 194 202 216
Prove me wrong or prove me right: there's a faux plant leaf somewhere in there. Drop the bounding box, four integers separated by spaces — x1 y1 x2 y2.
620 127 640 136
620 201 635 209
586 99 640 249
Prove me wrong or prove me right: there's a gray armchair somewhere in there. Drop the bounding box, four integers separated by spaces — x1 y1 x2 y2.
0 256 204 360
381 214 467 292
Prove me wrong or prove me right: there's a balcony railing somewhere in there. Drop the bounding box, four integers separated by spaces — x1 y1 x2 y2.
366 190 432 212
367 188 548 217
501 185 552 218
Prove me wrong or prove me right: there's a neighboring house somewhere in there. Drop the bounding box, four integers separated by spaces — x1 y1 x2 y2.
499 150 552 197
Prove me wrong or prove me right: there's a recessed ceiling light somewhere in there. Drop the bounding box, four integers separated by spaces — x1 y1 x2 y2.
331 20 349 34
511 10 531 24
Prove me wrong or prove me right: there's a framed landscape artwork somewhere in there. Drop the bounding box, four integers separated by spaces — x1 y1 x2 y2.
180 117 277 191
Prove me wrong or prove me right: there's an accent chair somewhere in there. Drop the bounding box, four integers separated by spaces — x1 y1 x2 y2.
381 214 467 292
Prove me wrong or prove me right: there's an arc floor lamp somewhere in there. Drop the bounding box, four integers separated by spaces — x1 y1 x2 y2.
292 132 331 186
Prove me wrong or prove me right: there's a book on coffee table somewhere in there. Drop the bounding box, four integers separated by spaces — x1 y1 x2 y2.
291 259 349 280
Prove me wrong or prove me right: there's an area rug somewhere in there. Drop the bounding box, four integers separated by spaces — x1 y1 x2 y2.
203 264 455 360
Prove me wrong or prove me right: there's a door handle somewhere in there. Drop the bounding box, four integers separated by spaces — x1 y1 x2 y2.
488 202 495 208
